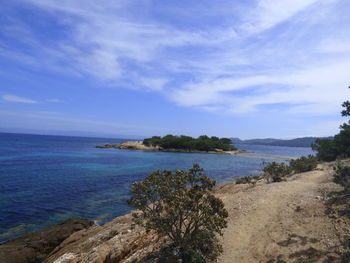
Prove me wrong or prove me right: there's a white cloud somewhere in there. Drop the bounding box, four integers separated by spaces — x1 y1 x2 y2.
241 0 321 34
171 60 350 115
18 0 215 83
3 0 350 120
2 94 38 104
316 38 350 53
139 78 168 91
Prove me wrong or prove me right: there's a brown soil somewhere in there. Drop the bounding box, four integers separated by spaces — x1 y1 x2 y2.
216 163 350 263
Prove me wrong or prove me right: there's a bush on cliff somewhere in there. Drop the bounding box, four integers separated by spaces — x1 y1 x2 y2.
127 164 228 262
289 155 318 173
262 156 318 183
333 162 350 192
235 175 261 184
262 161 292 182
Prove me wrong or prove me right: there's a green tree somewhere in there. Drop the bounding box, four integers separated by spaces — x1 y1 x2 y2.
142 134 236 151
312 86 350 161
127 164 228 262
312 138 339 162
219 138 232 145
341 87 350 117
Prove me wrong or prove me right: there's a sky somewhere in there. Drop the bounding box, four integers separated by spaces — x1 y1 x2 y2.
0 0 349 139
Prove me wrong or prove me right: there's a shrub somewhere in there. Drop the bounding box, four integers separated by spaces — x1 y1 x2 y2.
333 162 350 192
289 155 318 173
235 175 261 184
262 161 292 183
127 164 228 262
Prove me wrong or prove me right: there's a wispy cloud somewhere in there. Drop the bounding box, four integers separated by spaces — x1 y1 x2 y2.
2 94 38 104
47 99 63 103
240 0 321 34
1 0 349 119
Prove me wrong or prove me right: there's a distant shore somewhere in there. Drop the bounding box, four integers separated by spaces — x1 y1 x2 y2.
96 140 296 160
236 152 296 160
96 140 247 155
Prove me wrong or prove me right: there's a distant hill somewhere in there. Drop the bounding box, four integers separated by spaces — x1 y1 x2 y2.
231 137 332 148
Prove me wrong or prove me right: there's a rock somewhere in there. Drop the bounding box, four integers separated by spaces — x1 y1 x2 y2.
95 144 118 149
96 141 160 151
45 214 164 263
0 218 94 263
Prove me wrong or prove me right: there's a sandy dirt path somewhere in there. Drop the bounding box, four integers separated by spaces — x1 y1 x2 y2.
216 164 349 263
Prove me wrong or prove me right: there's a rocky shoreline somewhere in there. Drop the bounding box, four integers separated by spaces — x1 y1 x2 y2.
0 218 93 263
96 140 247 155
1 162 349 263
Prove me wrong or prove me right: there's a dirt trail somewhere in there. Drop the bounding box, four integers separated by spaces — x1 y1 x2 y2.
216 163 349 263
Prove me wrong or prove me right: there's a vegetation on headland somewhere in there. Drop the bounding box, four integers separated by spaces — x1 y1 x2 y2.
143 134 236 152
127 164 228 262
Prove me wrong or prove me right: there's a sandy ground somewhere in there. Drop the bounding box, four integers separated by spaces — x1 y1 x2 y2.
215 163 349 263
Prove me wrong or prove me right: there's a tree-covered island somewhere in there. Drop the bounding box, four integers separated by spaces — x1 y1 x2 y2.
143 135 236 151
96 134 241 154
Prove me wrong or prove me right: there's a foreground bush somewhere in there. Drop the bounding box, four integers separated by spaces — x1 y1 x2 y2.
262 161 292 182
289 155 318 173
333 162 350 192
127 164 228 262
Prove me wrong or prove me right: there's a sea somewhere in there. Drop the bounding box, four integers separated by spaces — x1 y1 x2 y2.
0 133 314 243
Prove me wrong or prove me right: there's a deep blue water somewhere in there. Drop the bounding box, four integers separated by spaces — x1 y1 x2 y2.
0 133 314 243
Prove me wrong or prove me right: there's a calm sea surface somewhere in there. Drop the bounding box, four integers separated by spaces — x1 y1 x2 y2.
0 133 314 242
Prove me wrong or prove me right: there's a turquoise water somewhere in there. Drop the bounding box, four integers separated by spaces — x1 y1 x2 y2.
0 133 314 243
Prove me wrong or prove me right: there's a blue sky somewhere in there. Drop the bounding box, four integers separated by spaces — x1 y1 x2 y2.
0 0 349 139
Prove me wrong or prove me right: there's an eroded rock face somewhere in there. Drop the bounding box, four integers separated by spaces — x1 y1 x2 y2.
45 214 164 263
0 218 94 263
95 141 159 151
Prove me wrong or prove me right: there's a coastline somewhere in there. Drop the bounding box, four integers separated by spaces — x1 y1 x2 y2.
2 162 349 263
235 152 296 160
96 140 246 154
96 141 246 154
97 140 296 160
